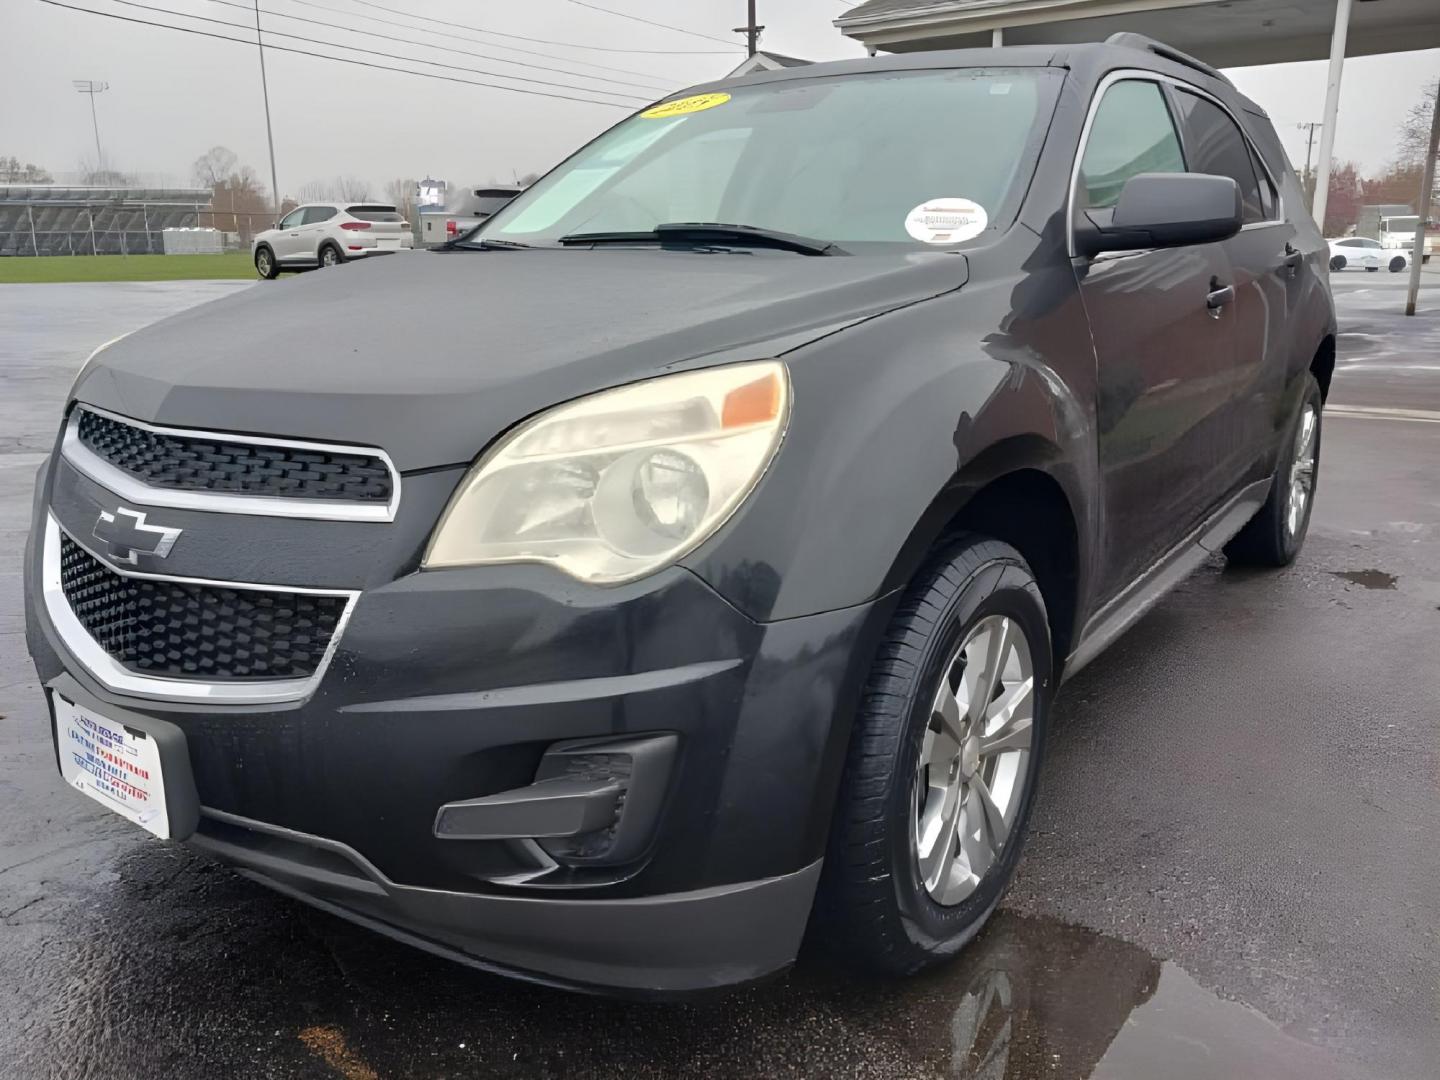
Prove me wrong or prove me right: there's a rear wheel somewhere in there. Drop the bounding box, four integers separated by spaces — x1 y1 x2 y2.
814 535 1051 975
319 243 343 268
254 246 279 279
1224 374 1322 567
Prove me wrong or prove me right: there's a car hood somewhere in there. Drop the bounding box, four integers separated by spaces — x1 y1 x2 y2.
72 248 968 471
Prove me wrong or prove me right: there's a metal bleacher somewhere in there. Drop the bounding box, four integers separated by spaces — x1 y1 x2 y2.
0 185 212 256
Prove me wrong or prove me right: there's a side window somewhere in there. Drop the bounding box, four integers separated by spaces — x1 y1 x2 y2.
1078 79 1186 210
1172 90 1266 224
1249 147 1278 219
304 206 337 225
278 208 306 229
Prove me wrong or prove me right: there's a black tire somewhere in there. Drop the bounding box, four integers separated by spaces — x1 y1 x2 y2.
812 534 1052 976
319 243 343 268
1224 374 1323 567
1329 254 1346 272
254 245 280 280
1389 256 1406 273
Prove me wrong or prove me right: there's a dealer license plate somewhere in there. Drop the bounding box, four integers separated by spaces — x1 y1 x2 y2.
55 695 170 838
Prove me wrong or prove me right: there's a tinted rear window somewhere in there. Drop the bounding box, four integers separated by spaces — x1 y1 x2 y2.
347 205 404 222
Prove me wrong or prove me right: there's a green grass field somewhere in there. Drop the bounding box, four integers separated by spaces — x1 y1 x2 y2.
0 253 256 284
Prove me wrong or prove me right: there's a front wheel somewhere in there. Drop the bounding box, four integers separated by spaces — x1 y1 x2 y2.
1329 254 1346 272
1224 374 1322 567
813 535 1051 975
1389 256 1406 273
254 246 279 280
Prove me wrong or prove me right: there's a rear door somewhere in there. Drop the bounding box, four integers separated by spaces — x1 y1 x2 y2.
1071 75 1240 601
1167 86 1292 490
300 205 338 259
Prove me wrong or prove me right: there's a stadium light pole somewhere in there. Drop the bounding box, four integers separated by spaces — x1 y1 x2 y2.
72 80 108 171
252 1 282 218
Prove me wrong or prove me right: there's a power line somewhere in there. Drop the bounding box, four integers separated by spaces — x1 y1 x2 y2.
343 0 736 55
195 0 670 92
93 0 651 101
563 0 738 47
37 0 640 108
273 0 673 84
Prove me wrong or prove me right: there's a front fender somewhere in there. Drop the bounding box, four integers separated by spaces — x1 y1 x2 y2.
681 241 1097 624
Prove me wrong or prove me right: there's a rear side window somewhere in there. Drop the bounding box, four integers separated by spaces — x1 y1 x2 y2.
346 205 404 222
1172 90 1266 224
1078 79 1185 209
303 206 337 225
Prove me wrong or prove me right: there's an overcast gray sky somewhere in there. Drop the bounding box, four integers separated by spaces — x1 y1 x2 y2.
3 0 1437 198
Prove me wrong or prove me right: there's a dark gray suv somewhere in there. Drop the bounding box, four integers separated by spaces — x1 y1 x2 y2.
24 34 1335 995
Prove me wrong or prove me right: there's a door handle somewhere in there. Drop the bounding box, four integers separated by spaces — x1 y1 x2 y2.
1206 281 1235 312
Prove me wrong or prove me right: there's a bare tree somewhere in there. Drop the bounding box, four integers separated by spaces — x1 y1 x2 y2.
191 146 239 189
383 177 417 223
298 175 374 202
1397 83 1440 167
0 156 53 182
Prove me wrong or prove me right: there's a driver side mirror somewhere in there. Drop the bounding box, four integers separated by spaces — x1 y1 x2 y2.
1076 172 1241 258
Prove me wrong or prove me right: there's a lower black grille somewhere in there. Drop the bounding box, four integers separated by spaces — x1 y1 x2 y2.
76 408 393 503
59 534 348 681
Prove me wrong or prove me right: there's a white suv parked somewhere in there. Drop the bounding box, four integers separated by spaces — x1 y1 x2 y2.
253 203 413 278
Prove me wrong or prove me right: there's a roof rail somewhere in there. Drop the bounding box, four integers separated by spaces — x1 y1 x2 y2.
1104 32 1233 87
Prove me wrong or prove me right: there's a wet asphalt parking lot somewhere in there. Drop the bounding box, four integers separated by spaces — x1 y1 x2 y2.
2 268 1438 1079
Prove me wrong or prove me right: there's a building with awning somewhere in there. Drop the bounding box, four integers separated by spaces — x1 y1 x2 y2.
834 0 1440 229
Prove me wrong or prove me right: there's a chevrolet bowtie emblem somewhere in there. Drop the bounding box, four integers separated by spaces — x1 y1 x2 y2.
93 508 182 565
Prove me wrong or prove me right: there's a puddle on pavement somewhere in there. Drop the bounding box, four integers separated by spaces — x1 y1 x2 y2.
15 846 1365 1079
1331 568 1398 589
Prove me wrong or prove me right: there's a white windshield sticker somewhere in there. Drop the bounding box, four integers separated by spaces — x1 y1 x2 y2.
904 198 988 244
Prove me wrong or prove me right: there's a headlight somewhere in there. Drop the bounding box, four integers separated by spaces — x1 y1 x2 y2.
423 361 790 583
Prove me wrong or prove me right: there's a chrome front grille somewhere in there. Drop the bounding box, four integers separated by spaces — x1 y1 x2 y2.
42 517 358 704
61 406 401 522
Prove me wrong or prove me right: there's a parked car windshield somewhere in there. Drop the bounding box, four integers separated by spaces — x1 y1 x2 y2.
478 68 1060 252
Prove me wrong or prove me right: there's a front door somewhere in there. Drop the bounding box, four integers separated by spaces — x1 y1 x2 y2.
1071 76 1240 601
273 207 308 261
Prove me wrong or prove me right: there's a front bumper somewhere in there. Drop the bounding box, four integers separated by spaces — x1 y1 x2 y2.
24 451 882 993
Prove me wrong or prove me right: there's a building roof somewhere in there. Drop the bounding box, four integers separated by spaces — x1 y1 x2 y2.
726 50 812 77
834 0 1440 67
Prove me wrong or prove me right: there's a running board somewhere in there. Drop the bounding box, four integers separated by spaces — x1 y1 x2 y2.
1062 478 1269 681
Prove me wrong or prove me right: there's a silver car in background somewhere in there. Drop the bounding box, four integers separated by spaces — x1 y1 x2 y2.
253 203 413 278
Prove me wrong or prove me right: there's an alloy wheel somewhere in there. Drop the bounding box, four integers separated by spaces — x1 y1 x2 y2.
913 615 1034 906
322 248 338 266
1286 405 1318 537
256 251 271 276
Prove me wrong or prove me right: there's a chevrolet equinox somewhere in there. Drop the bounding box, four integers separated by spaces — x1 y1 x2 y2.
25 35 1336 995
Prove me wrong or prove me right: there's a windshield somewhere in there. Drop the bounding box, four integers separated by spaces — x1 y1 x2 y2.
479 68 1060 252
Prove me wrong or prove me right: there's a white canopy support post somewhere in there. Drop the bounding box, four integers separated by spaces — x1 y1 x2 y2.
27 204 38 256
1310 0 1354 233
1405 81 1440 317
992 28 1004 46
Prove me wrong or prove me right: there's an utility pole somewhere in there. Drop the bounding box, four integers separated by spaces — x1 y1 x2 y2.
72 80 108 172
1296 121 1321 211
253 0 282 218
1311 0 1353 232
733 0 762 57
1404 80 1440 317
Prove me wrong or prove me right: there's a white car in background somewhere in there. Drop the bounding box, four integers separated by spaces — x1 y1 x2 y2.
1327 236 1408 274
252 203 413 278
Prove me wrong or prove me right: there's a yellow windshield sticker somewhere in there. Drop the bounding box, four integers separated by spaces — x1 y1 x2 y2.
641 92 730 119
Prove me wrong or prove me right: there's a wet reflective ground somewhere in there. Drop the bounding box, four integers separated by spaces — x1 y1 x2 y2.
4 279 1439 1078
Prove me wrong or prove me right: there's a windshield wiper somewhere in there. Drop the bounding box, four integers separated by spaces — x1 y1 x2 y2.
558 222 845 256
447 236 532 251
